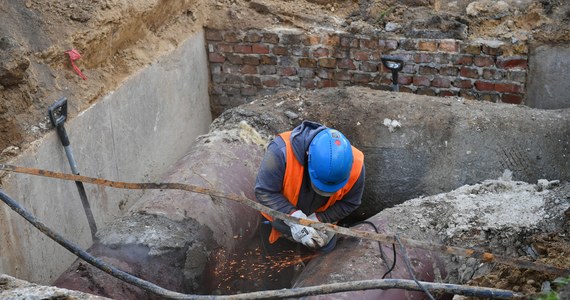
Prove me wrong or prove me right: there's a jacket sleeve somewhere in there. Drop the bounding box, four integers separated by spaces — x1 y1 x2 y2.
316 164 365 223
254 138 297 215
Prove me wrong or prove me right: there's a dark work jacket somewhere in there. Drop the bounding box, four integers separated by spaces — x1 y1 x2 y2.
254 120 365 223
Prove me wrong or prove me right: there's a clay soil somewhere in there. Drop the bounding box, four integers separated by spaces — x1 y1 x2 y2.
1 0 570 298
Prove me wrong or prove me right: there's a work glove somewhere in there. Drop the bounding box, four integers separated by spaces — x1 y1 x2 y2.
285 210 325 248
308 213 336 247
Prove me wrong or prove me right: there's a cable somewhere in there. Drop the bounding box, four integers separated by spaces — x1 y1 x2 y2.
350 220 397 279
395 234 436 300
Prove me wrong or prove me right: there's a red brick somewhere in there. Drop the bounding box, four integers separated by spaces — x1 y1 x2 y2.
439 90 457 97
360 38 378 49
475 80 495 91
453 79 473 89
262 33 279 44
419 66 437 75
335 70 352 81
439 40 459 53
333 48 350 59
398 75 413 85
440 66 459 76
378 39 398 50
463 44 482 55
413 76 431 87
415 53 433 63
460 67 479 78
432 77 451 88
352 73 372 83
497 57 528 69
495 83 523 93
245 32 262 42
338 59 356 70
223 32 239 43
455 55 473 65
304 35 321 45
226 54 242 65
319 58 337 68
241 65 257 74
324 34 340 46
303 79 318 89
260 55 277 65
272 46 288 56
314 48 330 58
353 51 370 61
321 80 338 88
474 56 495 67
216 43 232 53
252 44 270 54
234 45 252 53
263 78 280 87
279 67 297 76
418 40 437 51
208 53 225 63
205 29 222 41
502 93 523 104
298 58 317 68
243 56 260 65
482 68 504 80
400 86 414 93
360 62 378 72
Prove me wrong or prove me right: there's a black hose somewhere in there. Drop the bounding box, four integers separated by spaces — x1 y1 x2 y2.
350 220 397 278
395 235 436 300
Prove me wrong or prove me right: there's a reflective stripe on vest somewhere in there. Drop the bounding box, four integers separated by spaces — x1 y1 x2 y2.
261 131 364 244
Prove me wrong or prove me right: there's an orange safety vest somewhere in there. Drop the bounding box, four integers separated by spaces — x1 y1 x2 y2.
261 131 364 243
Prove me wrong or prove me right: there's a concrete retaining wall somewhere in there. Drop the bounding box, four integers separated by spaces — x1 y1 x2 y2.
526 44 570 109
0 30 211 284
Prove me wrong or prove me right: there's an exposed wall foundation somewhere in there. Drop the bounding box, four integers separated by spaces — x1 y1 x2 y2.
206 28 529 115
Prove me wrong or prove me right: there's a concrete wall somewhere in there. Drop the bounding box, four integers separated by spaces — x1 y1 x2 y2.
526 44 570 109
0 30 211 284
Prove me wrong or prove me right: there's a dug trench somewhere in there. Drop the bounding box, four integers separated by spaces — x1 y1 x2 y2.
48 87 570 299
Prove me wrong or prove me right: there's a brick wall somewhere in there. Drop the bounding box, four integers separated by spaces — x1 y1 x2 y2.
205 28 528 116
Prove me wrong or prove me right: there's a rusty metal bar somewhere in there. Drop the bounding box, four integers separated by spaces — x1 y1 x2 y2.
1 163 568 277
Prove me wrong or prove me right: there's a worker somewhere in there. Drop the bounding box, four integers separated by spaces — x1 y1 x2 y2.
255 120 365 252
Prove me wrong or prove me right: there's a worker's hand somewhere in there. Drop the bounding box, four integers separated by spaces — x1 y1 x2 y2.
285 210 325 248
308 213 334 247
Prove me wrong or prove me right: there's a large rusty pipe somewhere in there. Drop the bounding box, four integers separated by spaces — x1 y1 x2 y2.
53 87 569 298
292 216 450 300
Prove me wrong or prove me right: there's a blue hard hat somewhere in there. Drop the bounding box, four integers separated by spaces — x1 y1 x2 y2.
308 129 353 194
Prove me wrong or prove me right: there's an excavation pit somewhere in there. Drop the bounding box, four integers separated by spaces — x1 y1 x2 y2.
1 1 570 299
